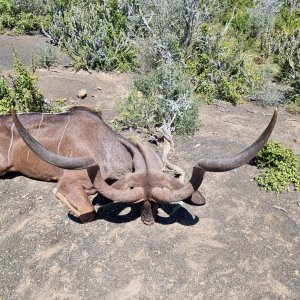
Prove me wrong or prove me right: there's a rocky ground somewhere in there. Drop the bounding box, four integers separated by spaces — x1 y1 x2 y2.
0 34 299 300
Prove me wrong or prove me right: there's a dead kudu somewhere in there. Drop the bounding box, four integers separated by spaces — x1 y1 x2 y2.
0 106 277 224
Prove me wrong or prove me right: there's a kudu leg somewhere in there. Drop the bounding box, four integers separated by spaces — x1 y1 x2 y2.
56 181 96 223
141 200 158 225
0 155 12 176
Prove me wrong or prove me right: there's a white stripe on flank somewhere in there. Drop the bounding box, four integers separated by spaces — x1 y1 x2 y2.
7 124 15 164
57 115 71 154
36 114 44 136
27 114 45 161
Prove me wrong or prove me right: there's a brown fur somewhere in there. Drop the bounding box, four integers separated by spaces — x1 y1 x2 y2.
1 107 204 224
2 107 277 224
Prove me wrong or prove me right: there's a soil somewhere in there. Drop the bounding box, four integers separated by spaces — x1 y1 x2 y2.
0 35 299 300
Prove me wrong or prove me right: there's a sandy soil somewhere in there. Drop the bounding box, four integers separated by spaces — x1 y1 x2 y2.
0 35 299 300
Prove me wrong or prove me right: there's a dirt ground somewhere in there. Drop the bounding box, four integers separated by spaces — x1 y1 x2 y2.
0 35 299 300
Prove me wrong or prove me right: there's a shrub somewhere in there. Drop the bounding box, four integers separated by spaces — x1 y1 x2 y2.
248 0 282 40
189 36 260 104
0 76 13 114
11 0 44 13
11 55 44 112
259 3 300 83
117 62 200 135
274 30 300 82
286 73 300 113
44 0 137 71
0 0 43 33
286 97 300 114
34 44 58 70
0 54 60 113
251 76 285 107
253 140 300 193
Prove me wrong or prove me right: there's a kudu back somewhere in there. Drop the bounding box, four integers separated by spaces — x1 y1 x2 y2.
0 106 277 224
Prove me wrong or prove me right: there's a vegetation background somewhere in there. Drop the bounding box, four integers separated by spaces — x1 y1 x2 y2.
0 0 299 192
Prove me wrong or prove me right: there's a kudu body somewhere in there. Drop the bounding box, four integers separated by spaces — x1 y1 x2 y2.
0 106 277 224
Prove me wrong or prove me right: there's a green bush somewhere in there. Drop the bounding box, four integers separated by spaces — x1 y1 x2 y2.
253 140 300 193
11 0 44 13
275 4 300 33
34 44 58 70
0 76 13 114
0 0 43 33
189 36 260 104
286 97 300 114
0 55 45 113
231 7 251 37
117 63 200 136
44 0 136 71
286 73 300 113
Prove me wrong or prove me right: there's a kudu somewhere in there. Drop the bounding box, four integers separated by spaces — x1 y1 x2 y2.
0 106 277 224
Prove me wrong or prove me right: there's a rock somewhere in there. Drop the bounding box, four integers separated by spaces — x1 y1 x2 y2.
76 89 87 99
96 86 102 90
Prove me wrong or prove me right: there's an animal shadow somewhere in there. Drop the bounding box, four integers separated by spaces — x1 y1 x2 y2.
95 194 199 225
69 194 199 226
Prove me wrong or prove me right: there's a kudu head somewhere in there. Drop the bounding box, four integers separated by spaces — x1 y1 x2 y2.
11 106 277 224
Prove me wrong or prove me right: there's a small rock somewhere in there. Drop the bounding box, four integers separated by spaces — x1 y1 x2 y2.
96 86 102 90
76 89 87 99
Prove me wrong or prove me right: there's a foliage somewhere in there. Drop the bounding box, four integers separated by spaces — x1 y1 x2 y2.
253 140 300 193
43 0 136 71
0 0 43 33
117 63 200 135
132 0 204 68
0 76 13 114
11 55 44 112
1 0 300 134
286 73 300 113
286 97 300 113
136 0 260 105
251 72 285 107
0 54 60 113
34 44 58 70
188 35 260 104
42 97 66 113
248 0 282 40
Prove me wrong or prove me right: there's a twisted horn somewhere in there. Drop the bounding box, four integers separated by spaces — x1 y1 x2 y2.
87 166 145 203
151 109 277 203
